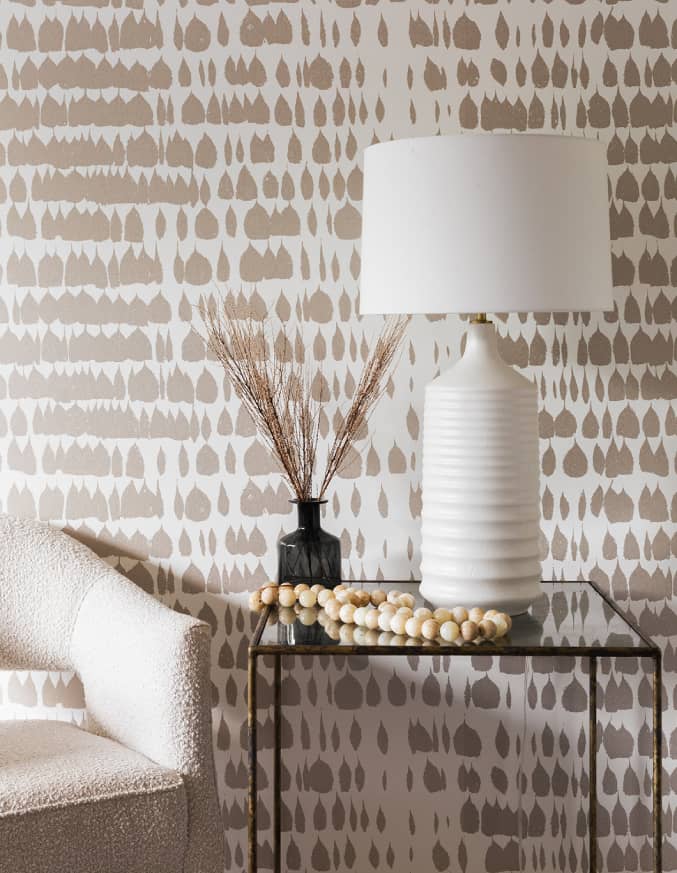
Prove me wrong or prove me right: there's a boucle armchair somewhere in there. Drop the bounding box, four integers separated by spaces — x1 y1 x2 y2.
0 515 224 873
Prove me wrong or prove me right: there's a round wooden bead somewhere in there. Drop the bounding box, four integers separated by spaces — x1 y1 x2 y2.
278 586 296 608
468 607 484 624
293 583 309 596
378 610 394 632
499 612 512 631
355 590 371 607
339 603 356 624
335 589 351 604
396 606 413 618
299 589 317 608
461 620 478 642
421 619 440 641
484 609 499 620
451 606 468 625
370 589 387 606
405 616 423 638
378 602 397 615
433 608 452 624
339 624 354 644
333 584 347 593
261 586 278 606
325 620 341 640
249 590 263 611
389 612 409 636
317 589 334 608
364 608 380 630
311 583 324 594
386 590 402 605
324 599 341 621
398 593 415 609
299 607 317 626
414 607 433 621
440 620 460 642
353 606 368 627
478 619 496 639
492 617 508 638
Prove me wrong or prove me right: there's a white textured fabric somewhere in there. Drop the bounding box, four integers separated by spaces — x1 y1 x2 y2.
0 720 183 816
0 515 225 873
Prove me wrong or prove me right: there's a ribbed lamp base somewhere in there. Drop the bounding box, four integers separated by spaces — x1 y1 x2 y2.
420 322 542 617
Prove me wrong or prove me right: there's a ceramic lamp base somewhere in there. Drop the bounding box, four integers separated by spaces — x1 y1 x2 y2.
420 322 542 616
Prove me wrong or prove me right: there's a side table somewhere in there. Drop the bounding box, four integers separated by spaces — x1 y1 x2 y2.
248 580 662 873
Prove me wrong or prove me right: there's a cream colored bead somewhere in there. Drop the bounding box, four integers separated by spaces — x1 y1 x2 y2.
335 589 351 605
311 583 324 594
317 589 334 608
396 606 413 618
398 593 415 609
440 620 460 643
386 590 402 605
353 606 368 627
353 626 369 646
278 586 297 608
421 619 440 641
261 586 278 606
339 624 354 644
333 584 347 593
390 635 407 647
316 610 328 627
433 608 452 624
299 607 317 626
492 617 508 638
499 612 512 631
461 620 478 642
370 589 387 606
414 607 433 621
278 607 296 626
299 589 317 608
451 606 468 625
339 603 357 624
365 629 380 646
405 616 423 638
484 609 499 620
389 612 409 636
324 599 341 621
378 631 393 646
249 590 263 611
325 620 341 640
365 608 380 630
293 583 310 596
378 602 397 615
478 619 496 639
378 610 394 632
468 607 484 624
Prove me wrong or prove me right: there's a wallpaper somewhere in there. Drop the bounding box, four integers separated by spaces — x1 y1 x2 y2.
0 1 674 871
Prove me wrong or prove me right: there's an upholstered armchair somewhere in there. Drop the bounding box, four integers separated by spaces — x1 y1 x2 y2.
0 516 225 873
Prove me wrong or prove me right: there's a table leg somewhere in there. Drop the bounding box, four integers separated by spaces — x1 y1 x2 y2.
274 654 282 873
248 651 258 873
589 656 597 873
653 653 662 873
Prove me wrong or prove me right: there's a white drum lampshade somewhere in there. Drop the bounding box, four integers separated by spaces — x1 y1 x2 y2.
360 134 613 615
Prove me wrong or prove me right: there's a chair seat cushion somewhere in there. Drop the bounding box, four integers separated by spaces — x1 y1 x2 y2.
0 720 188 873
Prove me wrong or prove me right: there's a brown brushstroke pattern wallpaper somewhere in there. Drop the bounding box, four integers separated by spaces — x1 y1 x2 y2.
0 1 675 870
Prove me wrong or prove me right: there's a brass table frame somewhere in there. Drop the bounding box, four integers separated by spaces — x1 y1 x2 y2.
248 580 662 873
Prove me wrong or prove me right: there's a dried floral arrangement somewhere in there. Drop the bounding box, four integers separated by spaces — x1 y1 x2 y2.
200 298 408 501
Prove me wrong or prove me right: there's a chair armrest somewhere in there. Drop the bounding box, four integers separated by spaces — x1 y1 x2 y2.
71 570 224 873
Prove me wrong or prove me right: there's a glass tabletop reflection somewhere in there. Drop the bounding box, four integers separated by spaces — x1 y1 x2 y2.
254 581 655 655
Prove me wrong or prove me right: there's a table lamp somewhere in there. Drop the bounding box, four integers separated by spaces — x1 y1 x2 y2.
360 134 613 615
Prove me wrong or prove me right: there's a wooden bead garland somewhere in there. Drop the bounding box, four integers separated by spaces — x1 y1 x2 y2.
250 582 512 644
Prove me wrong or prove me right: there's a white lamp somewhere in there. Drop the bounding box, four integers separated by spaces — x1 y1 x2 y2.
360 134 613 615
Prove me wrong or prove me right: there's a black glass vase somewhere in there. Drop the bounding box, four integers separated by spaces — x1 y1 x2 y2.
277 499 341 588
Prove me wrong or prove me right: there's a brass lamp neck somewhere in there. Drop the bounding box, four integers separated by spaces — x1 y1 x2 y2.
470 312 492 324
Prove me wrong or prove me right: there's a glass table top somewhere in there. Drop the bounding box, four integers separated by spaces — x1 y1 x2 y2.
253 581 656 656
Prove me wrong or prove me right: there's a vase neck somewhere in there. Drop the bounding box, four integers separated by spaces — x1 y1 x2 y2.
295 500 323 530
